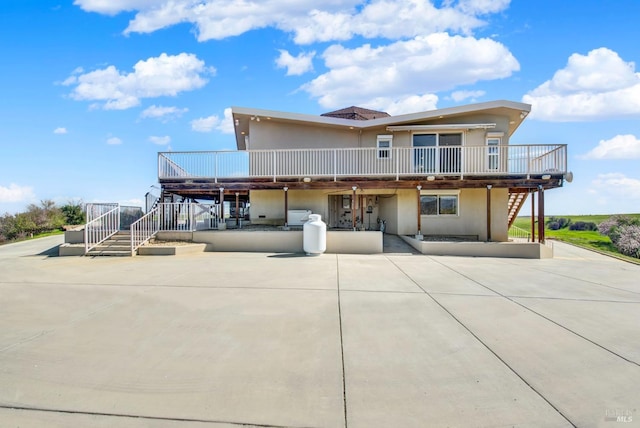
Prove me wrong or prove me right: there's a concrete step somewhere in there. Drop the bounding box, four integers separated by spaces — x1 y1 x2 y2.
87 249 132 256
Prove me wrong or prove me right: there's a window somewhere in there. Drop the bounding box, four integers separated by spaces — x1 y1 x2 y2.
486 136 501 171
420 194 459 216
377 135 393 159
413 133 462 173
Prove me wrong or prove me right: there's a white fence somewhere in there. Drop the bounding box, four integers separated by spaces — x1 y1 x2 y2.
130 203 219 255
84 203 120 254
508 225 532 242
158 144 567 181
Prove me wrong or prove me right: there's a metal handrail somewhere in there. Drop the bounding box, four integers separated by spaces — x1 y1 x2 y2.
84 204 120 254
130 203 219 255
130 208 160 256
508 225 531 242
158 144 568 181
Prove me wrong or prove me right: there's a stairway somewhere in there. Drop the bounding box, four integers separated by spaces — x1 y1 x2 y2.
86 231 132 256
507 190 529 228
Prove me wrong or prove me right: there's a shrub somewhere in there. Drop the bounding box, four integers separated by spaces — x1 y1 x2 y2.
598 215 640 258
598 215 640 244
569 221 597 231
616 225 640 258
546 216 570 229
547 221 561 230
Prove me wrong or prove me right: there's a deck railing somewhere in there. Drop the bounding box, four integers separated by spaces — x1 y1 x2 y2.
508 225 532 242
158 144 567 181
130 203 219 255
84 203 120 254
130 208 160 255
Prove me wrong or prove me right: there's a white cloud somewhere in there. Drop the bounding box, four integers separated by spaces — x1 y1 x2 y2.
191 115 220 133
191 108 234 134
449 89 486 102
140 105 188 121
523 48 640 121
592 173 640 199
303 33 518 109
53 127 68 134
63 53 214 110
73 0 509 44
217 108 235 134
149 135 171 145
275 50 315 76
73 0 161 15
581 135 640 160
0 183 35 203
364 94 439 115
106 137 122 145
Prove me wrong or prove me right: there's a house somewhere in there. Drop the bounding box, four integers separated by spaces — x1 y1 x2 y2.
157 100 568 255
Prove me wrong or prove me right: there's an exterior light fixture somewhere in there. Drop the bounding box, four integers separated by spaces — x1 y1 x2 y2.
417 185 422 191
426 175 435 181
303 177 311 183
283 186 288 191
541 174 551 180
234 119 239 126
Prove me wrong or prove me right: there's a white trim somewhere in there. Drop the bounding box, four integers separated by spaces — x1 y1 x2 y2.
387 123 496 132
420 192 460 216
486 131 504 137
420 189 460 196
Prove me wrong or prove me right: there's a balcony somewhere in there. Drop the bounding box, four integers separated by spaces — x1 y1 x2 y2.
158 144 567 182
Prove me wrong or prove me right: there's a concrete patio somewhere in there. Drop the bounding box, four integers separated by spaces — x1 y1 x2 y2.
1 236 639 427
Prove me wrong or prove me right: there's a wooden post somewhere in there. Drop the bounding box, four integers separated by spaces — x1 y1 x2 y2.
530 189 536 242
283 187 289 227
538 185 545 244
486 185 492 242
352 186 357 230
416 185 422 236
235 192 240 227
219 187 225 225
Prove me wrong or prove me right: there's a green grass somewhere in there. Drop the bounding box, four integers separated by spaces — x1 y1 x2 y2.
0 229 64 246
511 214 640 263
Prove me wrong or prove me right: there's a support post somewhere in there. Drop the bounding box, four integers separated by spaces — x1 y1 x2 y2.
486 185 492 242
416 185 423 240
235 192 240 227
352 186 357 230
218 187 226 230
360 194 364 230
530 189 536 242
538 185 545 244
283 187 289 230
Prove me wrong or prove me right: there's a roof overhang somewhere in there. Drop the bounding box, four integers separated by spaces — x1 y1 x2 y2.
386 123 496 132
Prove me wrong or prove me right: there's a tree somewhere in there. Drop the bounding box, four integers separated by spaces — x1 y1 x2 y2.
61 200 85 225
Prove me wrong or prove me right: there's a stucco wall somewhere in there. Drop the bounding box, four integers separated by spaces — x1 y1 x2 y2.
250 121 359 150
248 112 512 151
250 189 330 224
249 187 508 240
416 188 508 241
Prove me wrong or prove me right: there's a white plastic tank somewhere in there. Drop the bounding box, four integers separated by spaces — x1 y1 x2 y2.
303 214 326 256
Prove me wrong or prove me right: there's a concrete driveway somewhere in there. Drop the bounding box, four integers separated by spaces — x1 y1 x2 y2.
1 236 639 427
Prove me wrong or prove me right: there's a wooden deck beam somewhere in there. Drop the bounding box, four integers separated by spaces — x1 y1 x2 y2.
160 175 564 198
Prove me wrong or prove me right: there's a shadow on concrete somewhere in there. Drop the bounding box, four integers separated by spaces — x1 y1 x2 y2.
383 234 420 255
267 253 307 258
34 245 61 258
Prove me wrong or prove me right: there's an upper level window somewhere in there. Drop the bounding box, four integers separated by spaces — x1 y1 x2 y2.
377 135 393 159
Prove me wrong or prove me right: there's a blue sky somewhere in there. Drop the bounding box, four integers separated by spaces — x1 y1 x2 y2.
1 0 640 215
